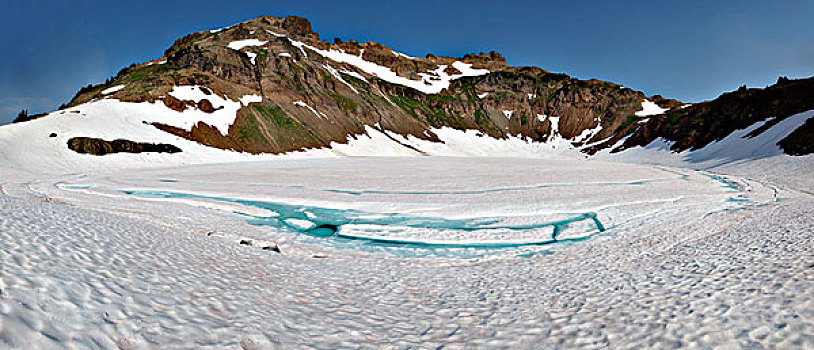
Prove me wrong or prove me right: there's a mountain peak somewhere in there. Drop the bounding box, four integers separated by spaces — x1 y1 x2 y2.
21 14 808 165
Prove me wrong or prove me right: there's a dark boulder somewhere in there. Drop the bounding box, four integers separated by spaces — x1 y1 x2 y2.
67 137 181 155
198 99 215 113
163 95 187 112
262 243 281 253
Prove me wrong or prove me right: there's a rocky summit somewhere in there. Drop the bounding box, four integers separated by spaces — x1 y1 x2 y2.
54 15 812 157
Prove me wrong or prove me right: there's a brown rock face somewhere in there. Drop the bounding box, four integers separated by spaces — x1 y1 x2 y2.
163 96 187 112
779 117 814 156
198 99 215 113
281 16 319 40
461 51 509 71
67 137 182 155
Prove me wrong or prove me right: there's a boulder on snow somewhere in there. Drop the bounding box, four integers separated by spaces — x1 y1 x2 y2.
198 99 215 113
67 137 182 155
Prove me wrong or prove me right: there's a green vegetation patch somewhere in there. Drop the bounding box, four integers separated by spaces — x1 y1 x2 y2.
391 95 420 119
236 115 268 145
331 93 358 113
120 64 179 84
256 49 269 63
427 94 455 103
617 115 639 131
546 89 559 102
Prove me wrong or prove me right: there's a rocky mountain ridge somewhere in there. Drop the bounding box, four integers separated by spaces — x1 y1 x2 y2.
58 15 679 155
50 15 813 157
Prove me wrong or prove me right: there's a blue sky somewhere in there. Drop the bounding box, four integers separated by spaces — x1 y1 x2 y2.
2 0 813 124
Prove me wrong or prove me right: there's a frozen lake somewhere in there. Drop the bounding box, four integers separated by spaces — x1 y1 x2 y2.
1 157 812 349
49 157 777 258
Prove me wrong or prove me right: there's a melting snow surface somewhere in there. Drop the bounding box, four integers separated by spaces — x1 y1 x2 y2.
1 148 807 349
394 51 415 59
478 93 489 99
502 110 514 119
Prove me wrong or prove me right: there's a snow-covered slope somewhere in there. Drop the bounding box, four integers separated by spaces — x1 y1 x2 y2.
2 91 809 175
597 109 814 168
0 97 587 175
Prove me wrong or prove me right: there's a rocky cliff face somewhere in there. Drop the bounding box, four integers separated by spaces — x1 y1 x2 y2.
61 15 812 157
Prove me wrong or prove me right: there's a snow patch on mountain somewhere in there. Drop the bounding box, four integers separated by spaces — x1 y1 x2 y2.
227 39 268 50
264 31 489 94
573 118 603 143
101 85 126 95
323 64 360 94
164 86 262 135
246 52 258 65
636 99 668 117
340 70 368 83
293 101 327 119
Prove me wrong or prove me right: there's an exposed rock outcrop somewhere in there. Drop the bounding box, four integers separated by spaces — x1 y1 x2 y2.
616 76 814 154
778 116 814 156
67 137 182 155
198 99 215 113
